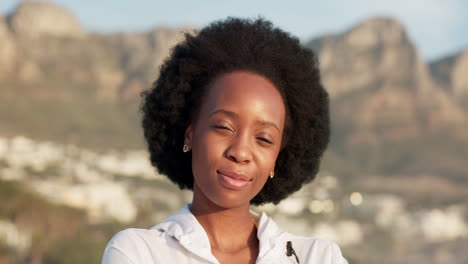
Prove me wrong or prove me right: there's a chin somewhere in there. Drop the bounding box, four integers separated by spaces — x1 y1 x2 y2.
193 180 261 210
210 192 252 210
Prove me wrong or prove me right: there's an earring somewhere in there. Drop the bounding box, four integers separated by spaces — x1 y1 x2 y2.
182 144 189 152
269 171 274 179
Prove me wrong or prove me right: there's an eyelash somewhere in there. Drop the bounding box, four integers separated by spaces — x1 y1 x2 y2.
257 137 272 144
214 125 231 131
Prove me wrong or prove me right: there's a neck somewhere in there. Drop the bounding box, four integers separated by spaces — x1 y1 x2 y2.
190 188 258 252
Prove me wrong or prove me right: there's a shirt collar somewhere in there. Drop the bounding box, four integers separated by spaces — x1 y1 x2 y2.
152 204 217 262
152 204 285 263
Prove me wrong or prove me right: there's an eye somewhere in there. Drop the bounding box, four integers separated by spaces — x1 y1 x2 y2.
213 125 231 130
257 137 273 144
212 124 234 134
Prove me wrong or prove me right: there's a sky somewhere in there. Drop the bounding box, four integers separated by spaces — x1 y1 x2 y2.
1 0 468 61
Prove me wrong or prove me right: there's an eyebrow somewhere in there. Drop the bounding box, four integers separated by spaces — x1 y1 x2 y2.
209 109 281 132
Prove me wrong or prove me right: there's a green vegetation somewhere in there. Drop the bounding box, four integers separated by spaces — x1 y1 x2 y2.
0 179 144 264
326 133 468 181
0 80 143 151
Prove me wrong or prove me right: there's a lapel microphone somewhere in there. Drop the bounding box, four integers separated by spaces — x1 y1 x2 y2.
286 241 300 263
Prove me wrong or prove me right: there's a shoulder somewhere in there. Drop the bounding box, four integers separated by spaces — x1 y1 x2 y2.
106 228 163 248
102 228 167 264
256 211 348 263
282 233 348 264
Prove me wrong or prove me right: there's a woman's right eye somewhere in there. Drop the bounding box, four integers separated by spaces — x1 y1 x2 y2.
213 125 232 131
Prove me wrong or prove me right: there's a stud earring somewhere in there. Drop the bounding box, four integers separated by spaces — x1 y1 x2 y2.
182 144 189 152
269 171 274 179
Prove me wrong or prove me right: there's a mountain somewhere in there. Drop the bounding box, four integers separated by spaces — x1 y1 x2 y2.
0 2 192 150
306 17 467 144
1 2 467 175
430 49 468 109
1 1 192 100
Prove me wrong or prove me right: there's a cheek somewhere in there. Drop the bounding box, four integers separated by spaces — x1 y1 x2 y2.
191 130 221 176
256 149 280 180
263 146 281 167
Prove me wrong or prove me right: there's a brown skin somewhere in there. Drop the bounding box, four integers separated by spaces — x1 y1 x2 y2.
184 71 286 263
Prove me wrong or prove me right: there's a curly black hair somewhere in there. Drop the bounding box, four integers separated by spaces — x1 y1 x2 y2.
141 17 329 205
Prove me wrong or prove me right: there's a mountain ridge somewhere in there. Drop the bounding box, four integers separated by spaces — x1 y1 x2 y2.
0 1 467 177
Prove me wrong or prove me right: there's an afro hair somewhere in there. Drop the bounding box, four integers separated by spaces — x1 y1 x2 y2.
141 17 330 205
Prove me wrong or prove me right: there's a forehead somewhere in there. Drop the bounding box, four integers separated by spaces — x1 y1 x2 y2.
206 71 282 103
197 71 286 126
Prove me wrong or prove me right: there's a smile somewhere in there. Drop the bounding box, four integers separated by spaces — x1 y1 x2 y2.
217 170 252 190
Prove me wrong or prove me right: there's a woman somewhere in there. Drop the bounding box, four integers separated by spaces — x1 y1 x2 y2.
103 17 348 264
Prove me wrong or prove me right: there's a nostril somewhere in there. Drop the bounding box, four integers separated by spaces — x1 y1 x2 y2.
228 154 237 162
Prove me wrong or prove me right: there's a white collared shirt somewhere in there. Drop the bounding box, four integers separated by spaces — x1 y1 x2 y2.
102 205 348 264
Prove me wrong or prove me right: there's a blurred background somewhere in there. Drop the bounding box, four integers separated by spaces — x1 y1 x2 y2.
1 0 468 263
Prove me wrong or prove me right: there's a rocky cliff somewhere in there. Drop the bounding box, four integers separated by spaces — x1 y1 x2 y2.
1 1 191 101
306 17 467 143
0 16 17 78
6 1 85 39
431 49 468 109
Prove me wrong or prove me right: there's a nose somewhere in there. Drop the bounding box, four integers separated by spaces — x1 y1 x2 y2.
225 133 252 163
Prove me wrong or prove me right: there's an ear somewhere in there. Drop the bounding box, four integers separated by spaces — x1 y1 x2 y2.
184 123 193 148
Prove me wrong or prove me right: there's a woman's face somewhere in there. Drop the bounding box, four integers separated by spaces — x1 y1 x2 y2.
185 71 286 209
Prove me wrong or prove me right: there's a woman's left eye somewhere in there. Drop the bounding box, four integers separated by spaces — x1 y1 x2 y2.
257 137 273 144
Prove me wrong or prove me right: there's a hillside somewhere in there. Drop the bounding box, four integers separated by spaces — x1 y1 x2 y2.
0 1 193 150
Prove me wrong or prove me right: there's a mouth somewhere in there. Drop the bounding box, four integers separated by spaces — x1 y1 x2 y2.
217 169 252 190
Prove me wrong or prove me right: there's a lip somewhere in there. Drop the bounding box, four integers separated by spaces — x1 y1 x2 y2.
217 169 252 190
